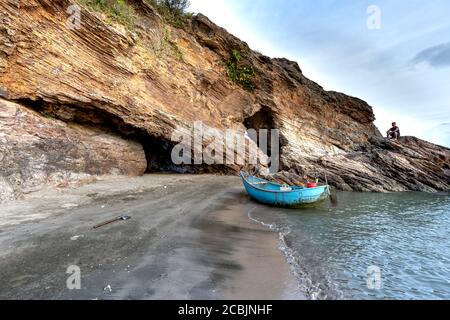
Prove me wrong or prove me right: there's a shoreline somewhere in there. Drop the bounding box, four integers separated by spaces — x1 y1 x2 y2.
0 174 304 300
198 202 303 300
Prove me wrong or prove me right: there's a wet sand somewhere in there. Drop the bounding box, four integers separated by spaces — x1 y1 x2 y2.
211 205 301 300
0 175 303 300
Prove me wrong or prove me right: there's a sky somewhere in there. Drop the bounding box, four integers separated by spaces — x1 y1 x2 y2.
189 0 450 147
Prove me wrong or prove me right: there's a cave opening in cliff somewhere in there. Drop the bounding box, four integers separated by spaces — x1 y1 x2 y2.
139 135 232 174
244 106 277 158
14 98 232 175
243 106 287 172
139 135 189 174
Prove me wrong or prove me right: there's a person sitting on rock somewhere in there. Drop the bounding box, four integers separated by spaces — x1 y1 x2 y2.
386 122 400 142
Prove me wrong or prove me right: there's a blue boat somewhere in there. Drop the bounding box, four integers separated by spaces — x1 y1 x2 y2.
240 171 329 208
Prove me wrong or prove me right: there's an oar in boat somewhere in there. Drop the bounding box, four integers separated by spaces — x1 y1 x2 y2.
325 174 338 207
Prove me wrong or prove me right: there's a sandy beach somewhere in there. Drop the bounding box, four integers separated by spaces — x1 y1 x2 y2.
0 175 303 300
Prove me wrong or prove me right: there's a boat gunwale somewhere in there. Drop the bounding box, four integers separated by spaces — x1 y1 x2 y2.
240 171 328 195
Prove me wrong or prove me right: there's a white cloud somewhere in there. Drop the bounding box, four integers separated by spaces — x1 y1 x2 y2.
189 0 282 57
188 0 450 147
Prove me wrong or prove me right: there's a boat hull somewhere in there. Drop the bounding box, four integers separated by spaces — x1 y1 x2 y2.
241 172 328 208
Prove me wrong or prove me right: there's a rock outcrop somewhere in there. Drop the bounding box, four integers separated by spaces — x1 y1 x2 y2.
270 136 450 192
0 0 449 202
0 98 146 202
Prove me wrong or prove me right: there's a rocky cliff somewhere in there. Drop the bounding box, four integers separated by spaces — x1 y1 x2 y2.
0 0 449 202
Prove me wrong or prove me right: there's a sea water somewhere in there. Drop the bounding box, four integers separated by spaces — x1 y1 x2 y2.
248 191 450 300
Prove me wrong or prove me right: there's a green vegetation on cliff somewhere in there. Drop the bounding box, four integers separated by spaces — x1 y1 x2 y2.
77 0 136 28
76 0 185 61
146 0 192 28
76 0 192 29
226 50 255 91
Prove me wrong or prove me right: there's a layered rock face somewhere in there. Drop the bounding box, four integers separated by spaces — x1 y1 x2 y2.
0 0 449 201
0 98 146 202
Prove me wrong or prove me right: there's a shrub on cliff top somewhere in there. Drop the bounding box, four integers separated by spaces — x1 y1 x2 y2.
77 0 135 28
157 0 190 16
226 50 255 91
147 0 191 28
